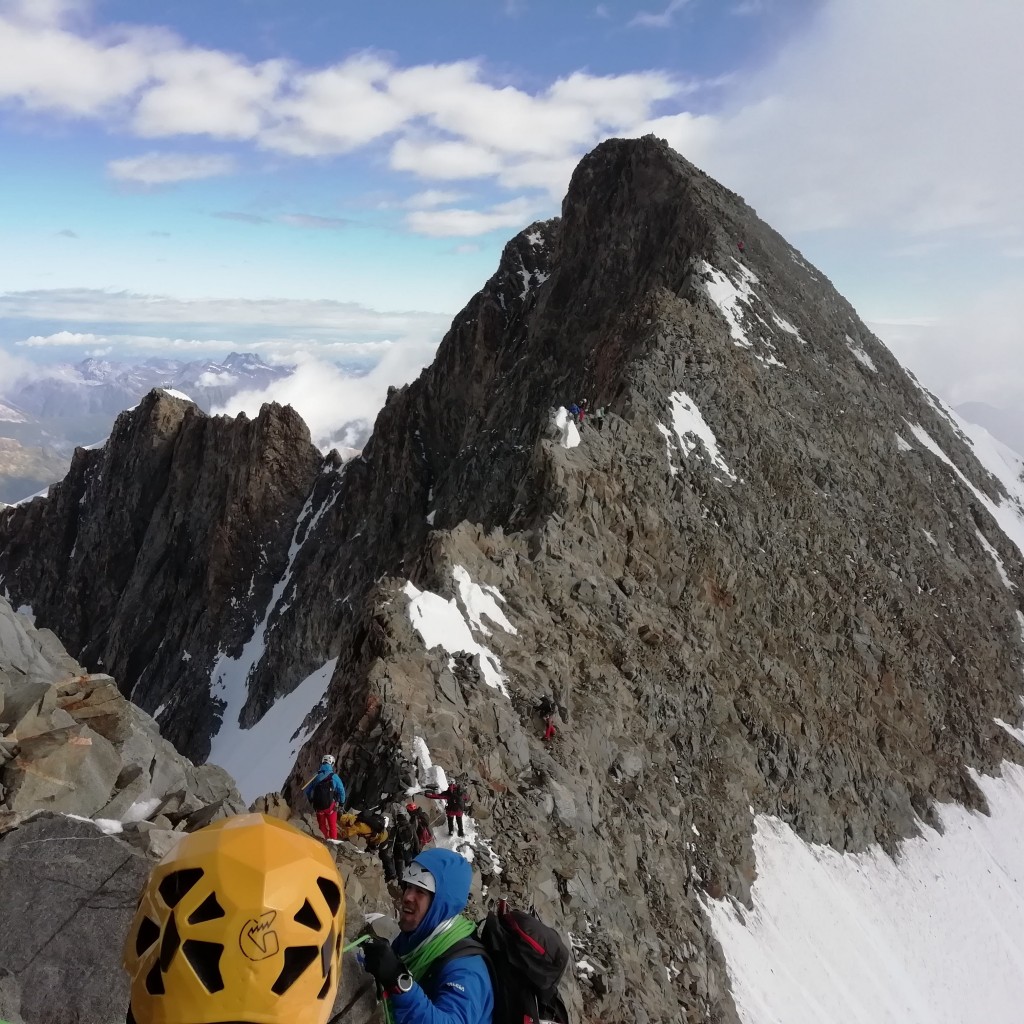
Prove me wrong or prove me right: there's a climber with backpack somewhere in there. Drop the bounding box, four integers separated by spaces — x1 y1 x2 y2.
361 848 571 1024
360 848 493 1024
338 805 389 847
303 753 347 840
538 694 558 742
393 809 422 883
426 776 469 837
407 801 434 848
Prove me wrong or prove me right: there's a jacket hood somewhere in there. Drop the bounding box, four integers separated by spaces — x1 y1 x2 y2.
393 849 472 954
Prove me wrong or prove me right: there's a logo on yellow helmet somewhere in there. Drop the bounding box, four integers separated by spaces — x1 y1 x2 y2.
240 910 280 960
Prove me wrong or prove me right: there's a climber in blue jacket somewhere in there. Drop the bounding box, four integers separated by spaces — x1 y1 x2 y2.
360 848 493 1024
303 753 347 839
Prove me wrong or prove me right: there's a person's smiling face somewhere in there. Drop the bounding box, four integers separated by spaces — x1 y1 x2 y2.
399 883 433 932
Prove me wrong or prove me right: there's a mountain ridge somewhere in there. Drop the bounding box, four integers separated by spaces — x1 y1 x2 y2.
3 136 1024 1022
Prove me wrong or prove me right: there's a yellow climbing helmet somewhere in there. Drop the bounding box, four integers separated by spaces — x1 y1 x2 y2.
124 813 346 1024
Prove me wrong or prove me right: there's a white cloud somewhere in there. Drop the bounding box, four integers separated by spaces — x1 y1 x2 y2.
869 283 1024 410
0 0 88 27
629 0 693 29
213 341 439 452
404 189 468 209
390 137 505 181
406 198 542 238
277 213 350 230
260 53 408 156
20 329 103 347
107 151 236 185
133 49 286 139
0 288 452 335
0 346 37 393
0 17 153 114
692 0 1024 235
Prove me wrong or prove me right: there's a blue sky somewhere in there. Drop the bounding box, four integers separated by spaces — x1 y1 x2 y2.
0 0 1022 420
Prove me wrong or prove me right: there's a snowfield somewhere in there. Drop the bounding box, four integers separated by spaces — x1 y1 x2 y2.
706 762 1024 1024
707 401 1024 1023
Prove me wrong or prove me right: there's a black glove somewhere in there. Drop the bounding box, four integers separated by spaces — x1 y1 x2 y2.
361 937 405 990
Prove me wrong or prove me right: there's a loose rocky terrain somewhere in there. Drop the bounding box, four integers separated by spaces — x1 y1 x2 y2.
0 595 386 1024
3 136 1024 1023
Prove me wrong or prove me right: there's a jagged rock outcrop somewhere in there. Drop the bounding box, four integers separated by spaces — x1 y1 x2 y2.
0 391 321 760
3 137 1024 1023
0 595 247 841
0 597 258 1023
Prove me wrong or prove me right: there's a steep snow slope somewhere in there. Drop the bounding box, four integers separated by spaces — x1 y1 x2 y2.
708 404 1024 1022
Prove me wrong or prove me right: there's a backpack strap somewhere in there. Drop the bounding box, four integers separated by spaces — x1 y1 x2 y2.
419 936 491 989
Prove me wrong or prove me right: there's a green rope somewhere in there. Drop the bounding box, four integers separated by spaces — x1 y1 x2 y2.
381 915 477 1024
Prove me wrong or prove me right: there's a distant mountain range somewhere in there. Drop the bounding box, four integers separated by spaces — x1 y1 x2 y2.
0 353 291 503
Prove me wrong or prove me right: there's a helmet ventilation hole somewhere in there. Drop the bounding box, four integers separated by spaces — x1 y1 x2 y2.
159 913 180 971
316 877 342 916
144 962 165 996
188 892 226 925
182 939 225 993
317 969 332 1000
134 916 160 957
293 898 321 930
319 928 335 983
158 868 204 908
271 946 319 994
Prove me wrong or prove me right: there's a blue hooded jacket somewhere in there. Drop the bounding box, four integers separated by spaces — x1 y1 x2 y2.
303 764 346 806
390 849 493 1024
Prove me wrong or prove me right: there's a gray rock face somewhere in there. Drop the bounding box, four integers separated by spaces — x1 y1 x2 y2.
3 137 1024 1022
0 597 246 836
0 814 152 1024
0 598 256 1024
0 392 321 761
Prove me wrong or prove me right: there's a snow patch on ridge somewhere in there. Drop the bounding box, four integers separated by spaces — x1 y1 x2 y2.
407 735 502 877
552 407 581 449
452 565 517 637
905 419 1024 564
159 388 194 403
207 480 343 801
975 529 1014 590
846 335 877 371
658 391 736 482
404 568 516 697
702 261 757 347
700 260 793 367
705 762 1024 1024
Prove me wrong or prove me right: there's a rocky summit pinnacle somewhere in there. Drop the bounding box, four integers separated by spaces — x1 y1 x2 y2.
3 135 1024 1023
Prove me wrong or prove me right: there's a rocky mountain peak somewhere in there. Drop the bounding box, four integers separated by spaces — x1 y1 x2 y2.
3 136 1024 1023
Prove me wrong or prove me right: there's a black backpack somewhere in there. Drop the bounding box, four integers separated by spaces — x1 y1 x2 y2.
427 905 570 1024
311 775 335 811
357 807 386 834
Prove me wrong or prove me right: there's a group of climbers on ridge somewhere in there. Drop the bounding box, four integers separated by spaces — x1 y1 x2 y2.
305 753 435 888
123 814 500 1024
567 398 606 431
122 744 571 1024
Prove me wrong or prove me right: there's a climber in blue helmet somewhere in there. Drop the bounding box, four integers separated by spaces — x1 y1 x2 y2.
360 848 493 1024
